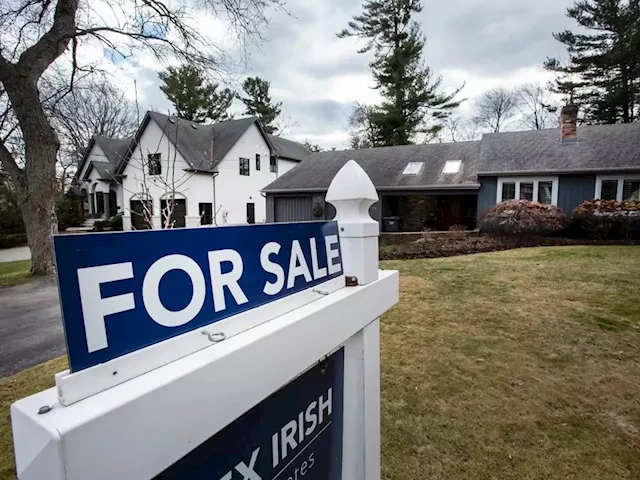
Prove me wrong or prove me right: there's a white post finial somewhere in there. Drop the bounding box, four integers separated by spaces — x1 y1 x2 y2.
326 160 379 286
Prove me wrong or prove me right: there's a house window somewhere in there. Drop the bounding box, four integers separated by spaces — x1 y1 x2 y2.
199 203 213 225
497 177 559 205
148 153 161 176
601 180 618 200
246 202 255 224
519 182 534 201
270 155 277 173
595 175 640 201
256 154 261 171
443 160 462 174
239 157 250 176
403 162 424 175
501 182 516 201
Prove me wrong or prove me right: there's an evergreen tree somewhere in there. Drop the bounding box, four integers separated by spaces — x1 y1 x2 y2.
159 65 234 123
545 0 640 124
338 0 463 145
238 77 282 134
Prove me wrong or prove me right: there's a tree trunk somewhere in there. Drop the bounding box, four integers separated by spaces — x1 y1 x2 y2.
3 78 59 275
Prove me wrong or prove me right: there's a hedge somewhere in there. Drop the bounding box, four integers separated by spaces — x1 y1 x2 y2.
0 233 28 249
571 200 640 240
482 200 568 236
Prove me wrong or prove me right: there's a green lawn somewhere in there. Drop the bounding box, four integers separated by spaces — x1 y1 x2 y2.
0 261 31 288
381 246 640 479
1 246 639 479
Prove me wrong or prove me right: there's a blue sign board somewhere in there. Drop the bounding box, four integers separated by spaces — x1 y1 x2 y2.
53 222 343 372
154 348 344 480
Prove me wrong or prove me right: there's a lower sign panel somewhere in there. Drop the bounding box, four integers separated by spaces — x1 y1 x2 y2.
154 348 344 480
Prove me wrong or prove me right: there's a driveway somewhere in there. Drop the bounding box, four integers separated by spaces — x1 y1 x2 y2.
0 246 31 262
0 276 66 378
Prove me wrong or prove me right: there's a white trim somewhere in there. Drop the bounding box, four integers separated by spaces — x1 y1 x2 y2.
595 174 640 201
55 275 345 406
496 176 559 205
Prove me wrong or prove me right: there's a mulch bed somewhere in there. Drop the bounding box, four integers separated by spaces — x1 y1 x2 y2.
378 234 640 261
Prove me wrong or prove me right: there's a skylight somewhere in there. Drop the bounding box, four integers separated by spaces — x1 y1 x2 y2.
403 162 424 175
443 160 462 174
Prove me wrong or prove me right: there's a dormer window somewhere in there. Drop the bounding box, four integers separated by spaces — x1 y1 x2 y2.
402 162 424 175
443 160 462 174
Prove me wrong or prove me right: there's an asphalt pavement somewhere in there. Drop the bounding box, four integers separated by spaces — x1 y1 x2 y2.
0 276 66 378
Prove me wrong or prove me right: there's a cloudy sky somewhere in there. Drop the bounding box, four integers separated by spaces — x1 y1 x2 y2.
99 0 577 149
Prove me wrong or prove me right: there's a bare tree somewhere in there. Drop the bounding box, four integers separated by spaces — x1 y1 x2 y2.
348 102 380 149
443 116 481 142
0 0 283 275
515 83 559 130
53 77 138 191
474 88 519 133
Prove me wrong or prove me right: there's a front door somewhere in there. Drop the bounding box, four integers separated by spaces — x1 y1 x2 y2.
246 202 255 224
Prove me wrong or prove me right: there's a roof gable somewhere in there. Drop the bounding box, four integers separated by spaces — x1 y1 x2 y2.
267 134 311 162
116 111 274 174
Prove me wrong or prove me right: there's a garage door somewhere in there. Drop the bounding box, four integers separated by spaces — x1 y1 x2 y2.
274 196 313 222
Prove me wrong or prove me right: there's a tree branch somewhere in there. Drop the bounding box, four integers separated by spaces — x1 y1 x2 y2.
0 137 24 187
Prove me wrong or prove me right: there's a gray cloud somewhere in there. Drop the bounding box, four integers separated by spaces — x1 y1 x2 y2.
114 0 577 148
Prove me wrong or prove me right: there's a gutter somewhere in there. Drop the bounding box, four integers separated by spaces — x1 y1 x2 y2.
477 166 640 176
262 184 481 194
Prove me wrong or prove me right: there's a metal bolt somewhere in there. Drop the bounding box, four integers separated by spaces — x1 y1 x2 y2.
340 227 344 232
202 330 226 343
38 405 52 415
346 276 359 287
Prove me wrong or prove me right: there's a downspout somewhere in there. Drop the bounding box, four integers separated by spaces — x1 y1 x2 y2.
210 137 218 226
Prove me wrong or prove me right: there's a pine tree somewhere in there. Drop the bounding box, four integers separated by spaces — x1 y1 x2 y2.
238 77 282 135
159 65 234 123
338 0 462 145
545 0 640 124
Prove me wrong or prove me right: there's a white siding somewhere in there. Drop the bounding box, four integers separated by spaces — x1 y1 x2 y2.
214 124 292 225
119 119 302 229
121 120 213 229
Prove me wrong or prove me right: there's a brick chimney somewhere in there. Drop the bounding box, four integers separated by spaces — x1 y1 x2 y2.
561 104 578 143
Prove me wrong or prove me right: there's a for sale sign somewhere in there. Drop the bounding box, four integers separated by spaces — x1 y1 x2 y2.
154 348 344 480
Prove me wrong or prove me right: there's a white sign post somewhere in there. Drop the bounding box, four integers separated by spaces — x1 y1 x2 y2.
11 160 398 480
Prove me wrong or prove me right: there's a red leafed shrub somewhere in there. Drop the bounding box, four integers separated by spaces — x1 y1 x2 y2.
481 200 568 236
571 200 640 239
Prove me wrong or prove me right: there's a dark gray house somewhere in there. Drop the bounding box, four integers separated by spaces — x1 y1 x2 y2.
264 107 640 232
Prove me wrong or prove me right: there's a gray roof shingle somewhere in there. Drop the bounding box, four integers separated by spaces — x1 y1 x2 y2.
268 134 310 162
144 112 263 172
263 141 482 192
94 136 132 167
478 123 640 174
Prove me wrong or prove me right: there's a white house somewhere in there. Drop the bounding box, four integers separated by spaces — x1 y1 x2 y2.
74 111 309 230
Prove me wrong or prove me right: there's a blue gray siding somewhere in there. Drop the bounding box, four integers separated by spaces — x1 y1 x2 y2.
477 176 498 218
557 174 596 213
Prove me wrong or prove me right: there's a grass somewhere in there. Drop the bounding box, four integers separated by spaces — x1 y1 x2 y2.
380 246 640 480
0 246 639 479
0 261 31 288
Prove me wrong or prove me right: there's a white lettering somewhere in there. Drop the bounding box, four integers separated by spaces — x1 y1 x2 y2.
280 419 298 461
142 255 206 327
235 447 261 480
287 240 312 289
272 431 280 468
325 235 342 275
261 242 285 295
304 401 318 436
309 238 327 280
208 249 249 312
318 388 332 424
77 263 135 353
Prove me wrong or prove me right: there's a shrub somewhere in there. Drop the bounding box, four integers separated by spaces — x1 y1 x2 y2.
571 199 640 239
0 233 28 249
108 214 123 231
56 192 84 231
93 221 106 232
482 200 568 236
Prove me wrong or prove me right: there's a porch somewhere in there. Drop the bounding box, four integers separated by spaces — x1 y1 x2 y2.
379 193 478 233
